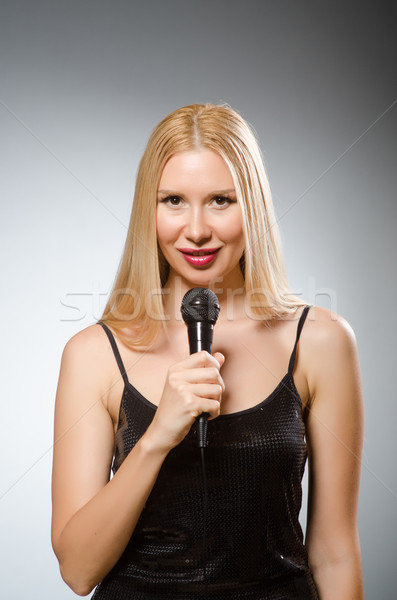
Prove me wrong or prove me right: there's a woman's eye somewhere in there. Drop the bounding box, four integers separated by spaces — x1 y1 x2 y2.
161 196 183 206
159 195 235 208
212 196 234 208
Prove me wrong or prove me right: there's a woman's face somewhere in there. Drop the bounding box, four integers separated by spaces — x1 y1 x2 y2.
156 149 245 289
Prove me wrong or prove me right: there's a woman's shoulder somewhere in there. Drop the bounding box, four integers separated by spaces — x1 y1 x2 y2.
58 323 122 411
300 306 360 390
60 323 116 386
62 322 108 358
303 305 357 351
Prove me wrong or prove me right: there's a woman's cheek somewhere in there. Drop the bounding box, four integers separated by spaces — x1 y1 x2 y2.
156 212 178 244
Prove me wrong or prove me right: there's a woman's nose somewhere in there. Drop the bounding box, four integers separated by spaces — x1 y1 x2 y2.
184 206 211 244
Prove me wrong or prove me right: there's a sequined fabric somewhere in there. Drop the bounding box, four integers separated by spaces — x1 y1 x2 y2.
93 306 319 599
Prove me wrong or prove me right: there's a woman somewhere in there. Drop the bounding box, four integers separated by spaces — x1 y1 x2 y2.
51 104 364 599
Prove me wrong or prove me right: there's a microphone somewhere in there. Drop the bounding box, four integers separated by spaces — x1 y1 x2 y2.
181 287 220 448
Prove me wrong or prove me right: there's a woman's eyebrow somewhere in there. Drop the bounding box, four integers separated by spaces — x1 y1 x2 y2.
209 189 236 195
157 189 181 195
157 188 236 195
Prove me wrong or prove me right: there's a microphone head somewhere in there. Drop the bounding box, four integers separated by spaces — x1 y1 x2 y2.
181 287 220 325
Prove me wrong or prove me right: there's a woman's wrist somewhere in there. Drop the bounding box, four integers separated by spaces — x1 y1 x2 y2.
138 425 172 460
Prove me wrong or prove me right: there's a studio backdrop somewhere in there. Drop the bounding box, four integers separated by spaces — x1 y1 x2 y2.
1 1 396 598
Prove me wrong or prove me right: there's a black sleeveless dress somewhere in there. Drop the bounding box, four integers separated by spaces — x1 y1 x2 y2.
92 305 319 599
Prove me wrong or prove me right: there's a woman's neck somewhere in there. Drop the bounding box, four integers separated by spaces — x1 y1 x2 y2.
161 269 247 325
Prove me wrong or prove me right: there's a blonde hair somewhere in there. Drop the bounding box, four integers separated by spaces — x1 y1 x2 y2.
101 103 304 347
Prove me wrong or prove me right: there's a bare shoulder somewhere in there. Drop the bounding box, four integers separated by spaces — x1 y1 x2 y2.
62 323 114 366
63 322 107 354
60 323 114 402
303 305 358 356
300 306 361 403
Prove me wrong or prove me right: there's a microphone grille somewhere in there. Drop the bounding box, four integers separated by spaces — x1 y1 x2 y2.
181 287 220 324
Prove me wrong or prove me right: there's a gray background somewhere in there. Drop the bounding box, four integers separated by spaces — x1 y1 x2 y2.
1 0 396 597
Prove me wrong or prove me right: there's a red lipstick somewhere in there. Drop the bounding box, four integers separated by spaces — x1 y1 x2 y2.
177 247 220 267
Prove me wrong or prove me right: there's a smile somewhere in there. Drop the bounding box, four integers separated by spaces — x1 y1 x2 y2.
177 248 221 266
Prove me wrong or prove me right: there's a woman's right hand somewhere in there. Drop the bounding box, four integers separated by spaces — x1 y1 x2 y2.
145 350 225 452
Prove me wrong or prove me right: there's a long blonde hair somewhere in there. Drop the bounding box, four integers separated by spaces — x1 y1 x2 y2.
101 103 304 347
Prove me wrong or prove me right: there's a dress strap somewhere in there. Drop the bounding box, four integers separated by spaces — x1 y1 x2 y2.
287 305 311 375
98 322 129 386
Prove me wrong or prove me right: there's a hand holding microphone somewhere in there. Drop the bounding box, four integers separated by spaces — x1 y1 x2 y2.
147 288 223 453
181 288 220 447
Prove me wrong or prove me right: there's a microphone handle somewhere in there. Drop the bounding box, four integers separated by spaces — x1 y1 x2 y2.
187 323 214 448
187 322 214 355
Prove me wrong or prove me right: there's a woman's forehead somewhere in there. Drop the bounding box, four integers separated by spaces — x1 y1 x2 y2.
158 150 234 192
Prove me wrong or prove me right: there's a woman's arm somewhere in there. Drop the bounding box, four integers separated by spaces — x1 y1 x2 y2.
51 326 224 596
303 308 364 599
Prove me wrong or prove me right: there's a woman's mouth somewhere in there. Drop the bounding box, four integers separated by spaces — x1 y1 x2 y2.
177 247 220 266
